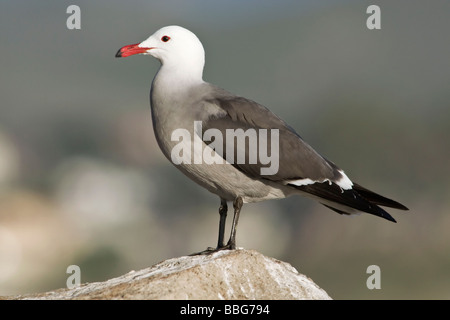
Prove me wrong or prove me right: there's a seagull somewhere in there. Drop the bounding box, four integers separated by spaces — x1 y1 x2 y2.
116 25 408 253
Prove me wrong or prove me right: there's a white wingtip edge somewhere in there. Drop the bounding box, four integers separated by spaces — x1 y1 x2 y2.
286 170 353 190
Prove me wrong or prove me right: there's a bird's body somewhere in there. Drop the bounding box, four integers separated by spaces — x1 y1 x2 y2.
151 81 293 203
116 25 408 252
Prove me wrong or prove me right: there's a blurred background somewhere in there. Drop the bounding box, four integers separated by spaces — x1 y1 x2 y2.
1 0 449 299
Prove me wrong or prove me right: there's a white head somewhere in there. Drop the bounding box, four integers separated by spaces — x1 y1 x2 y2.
116 26 205 81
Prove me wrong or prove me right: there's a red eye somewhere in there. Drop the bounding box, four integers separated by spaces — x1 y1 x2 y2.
161 36 171 42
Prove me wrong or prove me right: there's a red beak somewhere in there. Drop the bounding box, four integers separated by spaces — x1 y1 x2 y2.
115 43 152 58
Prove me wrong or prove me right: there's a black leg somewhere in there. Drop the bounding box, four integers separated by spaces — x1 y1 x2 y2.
217 198 228 249
226 196 243 250
189 196 242 256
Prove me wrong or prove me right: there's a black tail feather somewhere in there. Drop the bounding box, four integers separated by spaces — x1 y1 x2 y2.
322 203 396 222
352 183 409 210
322 204 348 215
293 182 405 222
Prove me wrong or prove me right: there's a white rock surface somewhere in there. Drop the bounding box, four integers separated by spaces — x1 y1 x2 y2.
8 249 331 300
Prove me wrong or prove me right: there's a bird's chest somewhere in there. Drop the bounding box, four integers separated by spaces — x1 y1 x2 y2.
150 92 198 158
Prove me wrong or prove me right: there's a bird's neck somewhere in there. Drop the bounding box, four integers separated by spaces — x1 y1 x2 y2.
154 63 204 92
150 63 204 124
150 64 205 158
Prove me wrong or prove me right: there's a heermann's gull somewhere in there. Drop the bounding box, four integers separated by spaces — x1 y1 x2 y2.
116 26 408 253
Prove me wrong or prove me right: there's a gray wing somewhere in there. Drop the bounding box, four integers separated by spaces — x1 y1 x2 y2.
198 86 407 222
201 93 342 183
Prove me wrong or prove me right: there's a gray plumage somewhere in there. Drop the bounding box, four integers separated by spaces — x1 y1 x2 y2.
116 25 408 252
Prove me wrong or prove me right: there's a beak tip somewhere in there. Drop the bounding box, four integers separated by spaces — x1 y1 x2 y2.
115 43 150 59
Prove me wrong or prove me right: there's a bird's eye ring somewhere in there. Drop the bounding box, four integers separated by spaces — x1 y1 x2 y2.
161 36 171 42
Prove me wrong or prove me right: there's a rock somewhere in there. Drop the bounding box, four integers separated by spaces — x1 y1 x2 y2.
8 249 331 300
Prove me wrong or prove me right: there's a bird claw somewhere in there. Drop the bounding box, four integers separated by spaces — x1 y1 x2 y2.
189 242 235 256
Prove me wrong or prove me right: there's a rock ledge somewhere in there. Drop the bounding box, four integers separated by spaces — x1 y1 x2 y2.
9 249 331 300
